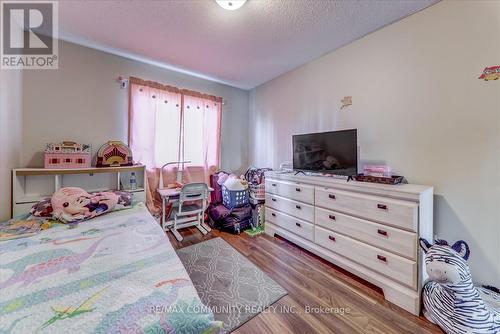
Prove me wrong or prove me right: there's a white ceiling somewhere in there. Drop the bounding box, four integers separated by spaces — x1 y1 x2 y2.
58 0 438 90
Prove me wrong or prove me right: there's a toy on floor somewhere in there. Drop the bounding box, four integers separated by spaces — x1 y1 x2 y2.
244 203 265 237
244 225 265 237
242 167 272 237
419 238 500 334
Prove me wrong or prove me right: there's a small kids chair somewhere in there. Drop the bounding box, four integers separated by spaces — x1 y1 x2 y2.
170 182 209 242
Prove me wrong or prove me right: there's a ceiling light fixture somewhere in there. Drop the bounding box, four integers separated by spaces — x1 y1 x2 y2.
216 0 247 11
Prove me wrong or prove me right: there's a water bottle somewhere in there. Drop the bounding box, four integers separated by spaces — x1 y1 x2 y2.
130 172 137 190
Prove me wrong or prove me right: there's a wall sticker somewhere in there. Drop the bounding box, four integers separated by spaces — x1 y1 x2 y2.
478 66 499 81
340 96 352 109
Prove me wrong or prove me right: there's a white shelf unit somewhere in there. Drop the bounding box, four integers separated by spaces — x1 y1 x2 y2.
11 165 147 217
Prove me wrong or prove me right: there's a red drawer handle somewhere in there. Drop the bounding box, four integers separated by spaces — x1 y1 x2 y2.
295 187 301 192
329 214 336 221
271 198 277 202
377 204 387 210
295 222 301 227
295 205 301 209
328 235 336 242
377 229 388 236
377 255 387 262
271 213 276 217
329 194 336 200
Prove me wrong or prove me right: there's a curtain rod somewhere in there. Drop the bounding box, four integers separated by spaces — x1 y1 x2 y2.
116 75 225 104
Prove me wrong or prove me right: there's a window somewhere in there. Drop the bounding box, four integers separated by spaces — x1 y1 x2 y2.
128 77 222 171
183 104 204 166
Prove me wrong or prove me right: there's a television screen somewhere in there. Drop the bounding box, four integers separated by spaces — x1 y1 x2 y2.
293 129 357 176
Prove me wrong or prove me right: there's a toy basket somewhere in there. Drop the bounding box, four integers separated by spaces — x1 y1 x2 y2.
222 185 249 209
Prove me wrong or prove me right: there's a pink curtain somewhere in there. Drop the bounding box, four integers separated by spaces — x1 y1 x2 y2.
182 94 222 185
128 77 222 213
129 82 182 168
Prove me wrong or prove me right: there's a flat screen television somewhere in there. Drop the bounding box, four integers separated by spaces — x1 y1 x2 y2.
292 129 357 176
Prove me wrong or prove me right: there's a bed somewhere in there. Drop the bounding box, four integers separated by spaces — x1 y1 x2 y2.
0 204 222 333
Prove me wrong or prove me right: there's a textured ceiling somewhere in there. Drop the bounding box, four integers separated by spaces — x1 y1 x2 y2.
59 0 438 89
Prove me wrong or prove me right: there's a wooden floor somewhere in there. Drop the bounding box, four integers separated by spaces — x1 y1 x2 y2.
167 227 443 334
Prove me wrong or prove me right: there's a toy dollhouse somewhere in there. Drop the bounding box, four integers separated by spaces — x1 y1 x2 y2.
44 141 91 169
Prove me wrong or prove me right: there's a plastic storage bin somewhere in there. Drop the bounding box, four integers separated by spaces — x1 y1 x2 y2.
222 185 249 208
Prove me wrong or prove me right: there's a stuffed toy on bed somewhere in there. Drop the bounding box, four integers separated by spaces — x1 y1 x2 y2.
419 238 500 334
51 187 120 223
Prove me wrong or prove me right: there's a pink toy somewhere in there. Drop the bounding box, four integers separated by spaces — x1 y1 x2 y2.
363 165 392 177
217 172 229 185
44 141 91 169
96 141 133 167
51 187 119 223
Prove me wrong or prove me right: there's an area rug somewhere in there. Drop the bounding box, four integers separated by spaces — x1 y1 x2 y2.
177 237 288 333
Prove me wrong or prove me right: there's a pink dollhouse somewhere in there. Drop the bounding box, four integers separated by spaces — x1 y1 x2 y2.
44 141 91 169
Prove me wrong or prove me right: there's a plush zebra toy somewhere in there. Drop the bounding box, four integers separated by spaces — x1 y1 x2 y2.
419 238 500 334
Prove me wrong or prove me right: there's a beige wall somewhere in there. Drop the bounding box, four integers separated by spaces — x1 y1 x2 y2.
0 70 23 220
22 41 249 172
249 0 500 285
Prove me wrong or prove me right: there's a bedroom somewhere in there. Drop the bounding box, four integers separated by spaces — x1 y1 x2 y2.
0 0 499 333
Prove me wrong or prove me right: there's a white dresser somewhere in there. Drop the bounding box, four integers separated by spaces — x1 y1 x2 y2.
264 172 433 315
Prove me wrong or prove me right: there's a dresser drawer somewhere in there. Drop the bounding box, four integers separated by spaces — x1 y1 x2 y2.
266 208 314 241
315 207 417 259
266 193 314 222
315 188 418 231
265 179 314 204
315 226 417 288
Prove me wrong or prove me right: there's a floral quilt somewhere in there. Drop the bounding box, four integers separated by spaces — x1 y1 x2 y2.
0 204 222 334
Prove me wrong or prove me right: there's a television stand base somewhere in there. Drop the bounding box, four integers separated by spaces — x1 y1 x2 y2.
294 170 306 176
